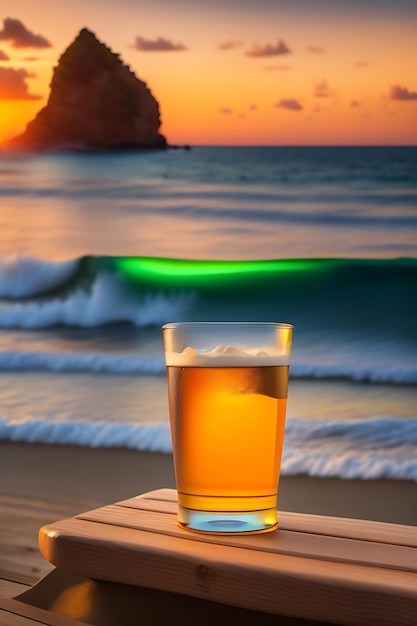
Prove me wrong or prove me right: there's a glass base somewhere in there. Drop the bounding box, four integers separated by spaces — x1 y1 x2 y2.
177 504 278 534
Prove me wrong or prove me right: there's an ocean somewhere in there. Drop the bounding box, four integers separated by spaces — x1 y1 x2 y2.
0 146 416 481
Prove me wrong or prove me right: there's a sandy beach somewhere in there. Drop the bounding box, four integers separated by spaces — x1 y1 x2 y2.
1 441 416 587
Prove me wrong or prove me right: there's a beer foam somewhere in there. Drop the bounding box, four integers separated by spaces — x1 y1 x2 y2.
164 344 291 367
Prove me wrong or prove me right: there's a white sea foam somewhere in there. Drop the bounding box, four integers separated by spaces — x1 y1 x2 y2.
0 273 194 328
282 417 417 481
0 416 172 452
0 349 415 384
290 362 417 384
165 344 291 367
0 350 165 374
1 415 415 481
0 255 77 298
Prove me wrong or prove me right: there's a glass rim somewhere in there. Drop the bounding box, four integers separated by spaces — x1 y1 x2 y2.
162 321 294 330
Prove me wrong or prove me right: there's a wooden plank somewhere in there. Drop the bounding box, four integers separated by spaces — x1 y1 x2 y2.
0 577 29 602
0 608 44 625
15 568 339 626
35 489 417 625
0 570 37 588
38 517 417 626
0 598 86 625
278 510 417 547
0 565 45 589
116 497 178 515
116 489 417 547
136 488 177 501
77 504 417 573
0 495 68 586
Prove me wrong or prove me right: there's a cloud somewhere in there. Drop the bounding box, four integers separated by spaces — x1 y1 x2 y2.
389 85 417 101
275 98 303 111
0 67 42 100
248 104 257 111
0 18 51 49
132 36 187 52
307 45 325 53
218 40 241 50
354 61 368 68
350 100 362 107
245 39 291 57
219 107 233 114
314 79 333 98
0 49 9 61
263 64 290 71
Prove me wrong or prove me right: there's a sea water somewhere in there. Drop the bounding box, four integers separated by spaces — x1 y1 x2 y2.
0 146 416 481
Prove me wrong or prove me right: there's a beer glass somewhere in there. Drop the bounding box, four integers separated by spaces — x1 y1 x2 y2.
162 321 293 534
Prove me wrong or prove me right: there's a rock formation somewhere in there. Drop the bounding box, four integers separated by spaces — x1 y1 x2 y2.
8 28 167 151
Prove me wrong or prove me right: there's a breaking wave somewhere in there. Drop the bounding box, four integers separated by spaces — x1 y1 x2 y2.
0 349 415 384
282 417 417 481
1 416 416 481
0 254 415 385
0 270 194 328
0 255 78 298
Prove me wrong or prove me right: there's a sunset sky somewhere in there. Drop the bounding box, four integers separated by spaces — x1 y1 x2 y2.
0 0 416 146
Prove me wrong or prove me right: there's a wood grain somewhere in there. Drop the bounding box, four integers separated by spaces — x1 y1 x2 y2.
118 489 417 546
38 489 417 626
0 597 87 625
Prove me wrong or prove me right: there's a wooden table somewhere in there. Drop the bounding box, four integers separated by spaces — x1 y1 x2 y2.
2 489 417 625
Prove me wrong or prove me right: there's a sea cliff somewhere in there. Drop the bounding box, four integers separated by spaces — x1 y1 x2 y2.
7 28 167 151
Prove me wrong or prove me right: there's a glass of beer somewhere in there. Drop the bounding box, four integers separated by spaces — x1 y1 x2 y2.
162 321 293 534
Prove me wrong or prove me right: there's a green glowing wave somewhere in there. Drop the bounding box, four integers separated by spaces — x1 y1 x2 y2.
112 256 417 291
114 257 341 290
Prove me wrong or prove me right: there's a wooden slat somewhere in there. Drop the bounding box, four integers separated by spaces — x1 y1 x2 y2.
39 516 417 590
0 494 69 586
0 598 86 625
0 570 38 588
0 608 43 625
278 510 417 546
36 489 417 626
117 489 417 547
116 496 178 515
39 516 417 626
77 504 417 573
136 488 177 501
0 578 29 602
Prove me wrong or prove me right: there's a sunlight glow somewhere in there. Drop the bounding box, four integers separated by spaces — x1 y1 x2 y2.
1 1 416 145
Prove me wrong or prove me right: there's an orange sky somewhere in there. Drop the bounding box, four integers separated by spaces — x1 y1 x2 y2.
0 0 416 146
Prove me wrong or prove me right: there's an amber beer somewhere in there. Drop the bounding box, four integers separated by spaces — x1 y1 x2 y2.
163 323 293 534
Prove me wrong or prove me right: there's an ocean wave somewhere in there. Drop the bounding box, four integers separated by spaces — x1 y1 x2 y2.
0 416 172 452
282 417 417 481
1 415 416 481
2 178 416 205
0 272 194 329
0 256 416 374
0 255 78 298
0 350 164 374
290 363 417 385
0 349 416 384
150 198 417 228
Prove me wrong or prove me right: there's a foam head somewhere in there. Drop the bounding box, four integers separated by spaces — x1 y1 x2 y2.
164 343 291 367
163 322 293 367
